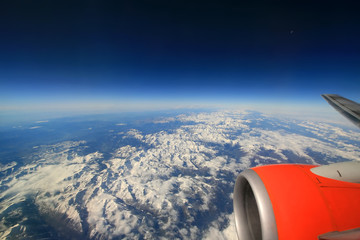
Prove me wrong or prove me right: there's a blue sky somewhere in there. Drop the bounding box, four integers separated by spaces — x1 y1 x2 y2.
1 1 360 123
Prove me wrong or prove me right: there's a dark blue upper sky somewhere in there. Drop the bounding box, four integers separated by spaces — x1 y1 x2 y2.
1 1 360 118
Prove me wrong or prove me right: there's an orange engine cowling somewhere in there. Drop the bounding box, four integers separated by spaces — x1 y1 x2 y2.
233 164 360 240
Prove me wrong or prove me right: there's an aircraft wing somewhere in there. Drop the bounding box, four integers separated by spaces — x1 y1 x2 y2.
322 94 360 128
318 228 360 240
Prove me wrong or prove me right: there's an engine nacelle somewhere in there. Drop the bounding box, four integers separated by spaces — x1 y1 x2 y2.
233 164 360 240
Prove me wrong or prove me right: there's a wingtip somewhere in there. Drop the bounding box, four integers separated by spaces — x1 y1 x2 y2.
322 94 340 97
321 94 341 101
321 94 360 128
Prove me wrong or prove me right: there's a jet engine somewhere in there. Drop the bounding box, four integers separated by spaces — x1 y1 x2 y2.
233 163 360 240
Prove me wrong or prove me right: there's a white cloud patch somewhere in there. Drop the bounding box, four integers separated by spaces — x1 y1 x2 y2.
29 126 41 129
153 117 176 124
35 120 49 123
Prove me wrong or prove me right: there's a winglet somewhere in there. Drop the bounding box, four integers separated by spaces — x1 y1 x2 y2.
322 94 360 128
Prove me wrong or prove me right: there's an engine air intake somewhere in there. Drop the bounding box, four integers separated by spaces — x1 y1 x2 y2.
233 169 278 240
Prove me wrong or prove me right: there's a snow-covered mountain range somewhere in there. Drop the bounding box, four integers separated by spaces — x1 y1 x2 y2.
1 111 360 239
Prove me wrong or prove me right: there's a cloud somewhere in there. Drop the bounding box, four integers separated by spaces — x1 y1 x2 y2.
35 120 48 123
29 126 41 129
